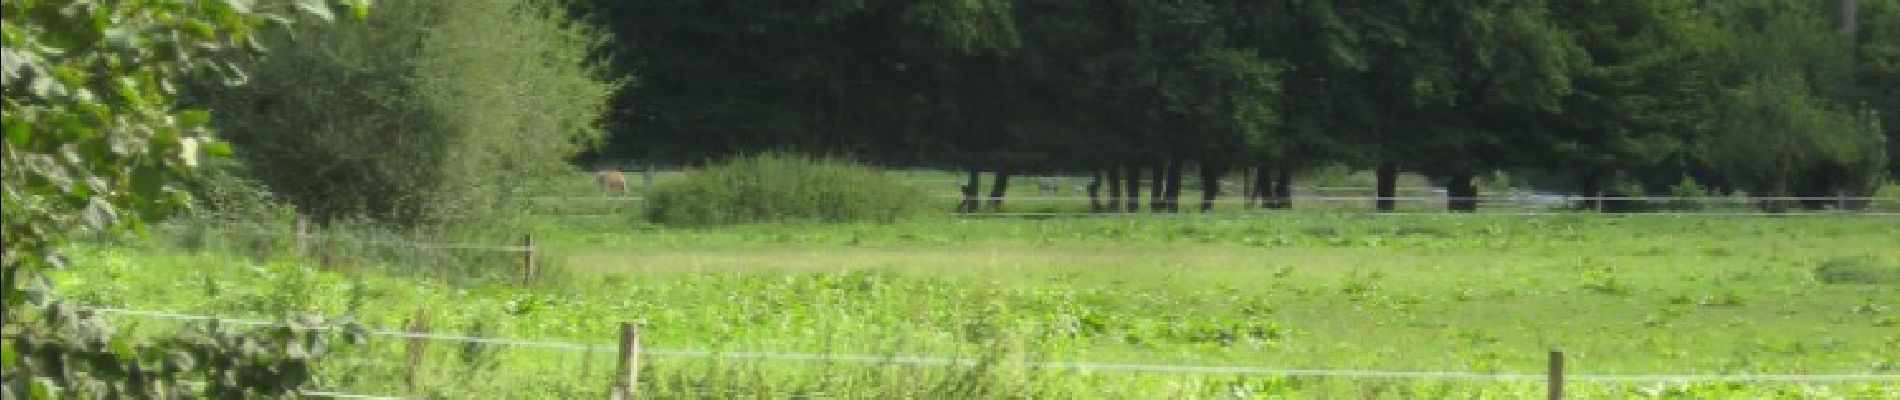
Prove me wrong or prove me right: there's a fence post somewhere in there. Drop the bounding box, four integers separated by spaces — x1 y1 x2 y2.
1837 190 1849 213
522 234 537 284
609 322 641 400
580 340 595 382
292 215 311 261
1594 190 1605 213
407 309 431 391
294 217 310 257
1548 349 1564 400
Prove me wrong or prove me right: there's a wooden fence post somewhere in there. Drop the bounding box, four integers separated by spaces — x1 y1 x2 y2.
580 340 595 382
1548 349 1564 400
294 217 310 256
522 234 537 284
407 309 431 391
1837 190 1849 213
609 322 641 400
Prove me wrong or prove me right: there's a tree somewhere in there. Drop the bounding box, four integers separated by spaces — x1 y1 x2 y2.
1539 0 1715 207
580 0 1017 166
188 0 619 227
3 0 369 396
1318 1 1580 211
1690 0 1888 209
1699 74 1884 210
1849 0 1900 178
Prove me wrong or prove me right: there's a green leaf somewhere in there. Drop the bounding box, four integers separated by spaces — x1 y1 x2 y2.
54 114 92 141
30 377 60 399
202 140 233 157
351 0 373 20
110 336 139 362
178 109 213 127
4 117 28 147
0 337 17 371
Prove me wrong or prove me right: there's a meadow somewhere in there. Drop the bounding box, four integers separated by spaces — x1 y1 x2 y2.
50 213 1900 398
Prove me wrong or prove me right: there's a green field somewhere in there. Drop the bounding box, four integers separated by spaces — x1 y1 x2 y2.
55 214 1900 398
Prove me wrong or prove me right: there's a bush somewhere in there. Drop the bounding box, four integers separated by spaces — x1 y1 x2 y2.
187 0 617 228
1874 181 1900 212
645 154 928 225
1665 175 1712 211
1601 178 1651 213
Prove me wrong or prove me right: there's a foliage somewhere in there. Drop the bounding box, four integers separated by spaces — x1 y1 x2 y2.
1600 177 1651 213
1857 0 1900 177
0 0 376 397
644 153 929 225
1878 181 1900 212
574 0 1900 212
4 301 365 398
187 0 620 228
1665 175 1713 211
2 0 346 306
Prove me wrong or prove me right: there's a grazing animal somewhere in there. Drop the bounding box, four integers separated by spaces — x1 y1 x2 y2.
597 169 628 195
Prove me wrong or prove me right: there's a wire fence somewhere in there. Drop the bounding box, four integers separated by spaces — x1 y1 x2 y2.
87 307 1900 385
523 193 1900 218
77 220 1900 397
108 202 1900 396
528 194 1898 202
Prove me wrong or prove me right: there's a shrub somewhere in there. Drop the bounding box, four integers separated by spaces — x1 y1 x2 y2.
645 154 928 225
1874 181 1900 212
1601 178 1651 213
1665 175 1712 211
187 0 618 228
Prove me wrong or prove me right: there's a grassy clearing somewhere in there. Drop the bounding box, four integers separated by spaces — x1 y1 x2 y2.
52 214 1900 398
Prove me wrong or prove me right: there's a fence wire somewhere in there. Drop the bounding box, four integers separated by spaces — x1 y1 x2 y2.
87 307 1900 384
156 223 533 253
528 195 1899 203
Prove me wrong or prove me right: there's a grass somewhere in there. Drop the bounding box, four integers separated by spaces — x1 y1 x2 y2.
51 214 1900 398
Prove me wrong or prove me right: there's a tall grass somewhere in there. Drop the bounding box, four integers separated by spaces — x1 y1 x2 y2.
644 153 928 226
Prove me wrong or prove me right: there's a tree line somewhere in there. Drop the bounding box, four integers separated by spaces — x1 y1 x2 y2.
579 0 1897 212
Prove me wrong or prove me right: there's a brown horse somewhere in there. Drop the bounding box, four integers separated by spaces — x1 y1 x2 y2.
596 168 628 195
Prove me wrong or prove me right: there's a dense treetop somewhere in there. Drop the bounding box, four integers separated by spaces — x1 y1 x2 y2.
579 0 1896 211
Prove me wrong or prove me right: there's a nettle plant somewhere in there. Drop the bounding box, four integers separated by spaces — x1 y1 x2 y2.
2 0 368 397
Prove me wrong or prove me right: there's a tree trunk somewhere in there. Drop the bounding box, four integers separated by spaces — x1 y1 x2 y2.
1273 168 1293 209
1163 159 1184 212
1240 166 1255 209
1198 163 1222 212
641 161 655 189
1124 163 1142 212
1253 164 1272 209
1376 162 1398 212
1579 172 1603 212
1447 173 1478 212
1106 166 1123 213
1844 0 1859 40
1088 171 1104 212
960 166 981 213
1149 162 1166 212
988 165 1011 212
